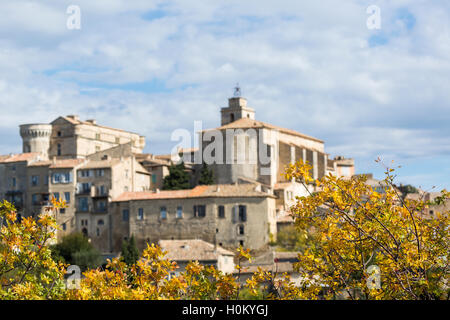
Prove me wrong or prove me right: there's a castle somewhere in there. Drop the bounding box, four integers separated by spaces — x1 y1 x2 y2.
0 93 354 255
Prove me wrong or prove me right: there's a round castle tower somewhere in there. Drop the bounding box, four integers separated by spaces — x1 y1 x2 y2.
19 124 52 158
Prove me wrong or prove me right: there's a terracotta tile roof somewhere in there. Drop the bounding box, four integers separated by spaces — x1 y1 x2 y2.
159 239 234 262
28 160 52 167
80 159 120 169
203 118 323 143
49 158 85 168
113 183 275 202
0 153 40 163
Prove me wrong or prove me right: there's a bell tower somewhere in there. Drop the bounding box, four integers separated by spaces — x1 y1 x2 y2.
220 84 255 126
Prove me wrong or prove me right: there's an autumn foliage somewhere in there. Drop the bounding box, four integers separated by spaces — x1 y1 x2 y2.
0 161 448 300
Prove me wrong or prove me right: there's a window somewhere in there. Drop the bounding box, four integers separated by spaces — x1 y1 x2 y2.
115 137 120 144
60 208 65 214
78 197 88 212
57 144 61 156
218 205 225 218
429 210 434 215
52 173 61 184
61 172 71 183
230 113 235 122
64 192 71 203
79 170 92 178
81 219 88 226
96 169 105 177
176 206 183 219
81 182 91 193
53 192 60 201
98 185 106 196
137 208 144 220
160 207 167 219
11 178 16 188
122 209 129 222
62 223 66 231
57 131 62 137
194 205 206 218
239 240 244 247
95 133 100 140
151 174 157 184
98 219 104 225
97 201 107 212
32 194 39 205
96 228 100 236
31 175 39 186
238 225 245 235
95 146 100 152
238 205 247 222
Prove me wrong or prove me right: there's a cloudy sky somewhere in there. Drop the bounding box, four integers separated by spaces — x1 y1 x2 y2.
0 0 449 190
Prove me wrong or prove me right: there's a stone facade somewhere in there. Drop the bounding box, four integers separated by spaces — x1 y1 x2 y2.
112 184 277 252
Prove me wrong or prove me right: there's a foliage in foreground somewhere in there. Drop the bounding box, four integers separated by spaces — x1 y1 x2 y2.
0 160 448 299
285 159 449 300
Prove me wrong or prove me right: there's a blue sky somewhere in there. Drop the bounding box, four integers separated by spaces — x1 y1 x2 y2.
0 0 449 191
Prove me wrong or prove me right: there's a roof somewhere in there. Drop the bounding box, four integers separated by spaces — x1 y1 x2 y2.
80 159 120 169
52 116 143 137
203 118 323 143
0 153 41 163
237 251 300 274
49 158 85 169
277 214 295 223
154 148 199 162
159 239 234 262
28 160 52 167
113 183 275 202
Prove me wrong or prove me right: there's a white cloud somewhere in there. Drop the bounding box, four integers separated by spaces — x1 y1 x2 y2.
0 0 449 189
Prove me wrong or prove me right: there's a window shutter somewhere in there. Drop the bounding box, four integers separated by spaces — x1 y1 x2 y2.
232 206 238 223
241 205 247 222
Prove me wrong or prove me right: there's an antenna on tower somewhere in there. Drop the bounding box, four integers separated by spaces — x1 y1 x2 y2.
233 83 241 97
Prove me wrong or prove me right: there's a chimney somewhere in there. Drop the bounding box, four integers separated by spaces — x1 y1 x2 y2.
86 119 97 125
66 115 79 121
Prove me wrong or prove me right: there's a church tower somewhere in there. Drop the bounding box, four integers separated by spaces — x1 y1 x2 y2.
220 85 255 126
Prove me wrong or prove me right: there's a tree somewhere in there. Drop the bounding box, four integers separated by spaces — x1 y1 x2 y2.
397 184 419 198
162 161 190 190
275 225 315 252
284 159 449 300
121 235 140 265
0 198 66 299
198 163 215 185
51 232 102 271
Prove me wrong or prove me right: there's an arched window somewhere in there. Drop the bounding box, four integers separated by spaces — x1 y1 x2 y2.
98 219 104 226
82 228 88 237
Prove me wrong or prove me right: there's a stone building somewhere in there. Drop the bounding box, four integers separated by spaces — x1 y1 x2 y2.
196 97 328 188
20 115 145 159
111 183 276 252
159 239 235 275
